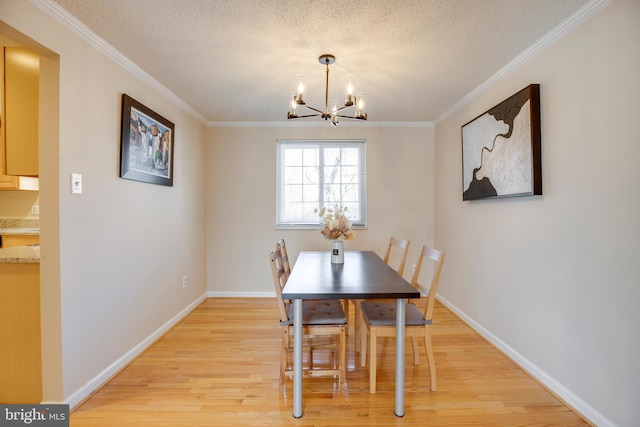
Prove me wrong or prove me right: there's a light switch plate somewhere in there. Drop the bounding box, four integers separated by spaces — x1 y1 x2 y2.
71 173 82 194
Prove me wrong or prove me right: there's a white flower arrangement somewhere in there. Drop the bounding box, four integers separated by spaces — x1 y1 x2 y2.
314 205 357 241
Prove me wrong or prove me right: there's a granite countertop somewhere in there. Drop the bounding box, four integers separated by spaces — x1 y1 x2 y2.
0 227 40 235
0 245 40 263
0 218 40 263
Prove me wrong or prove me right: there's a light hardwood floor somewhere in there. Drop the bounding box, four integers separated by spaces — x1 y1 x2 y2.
70 298 591 426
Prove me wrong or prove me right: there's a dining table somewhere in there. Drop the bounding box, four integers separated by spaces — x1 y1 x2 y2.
281 250 420 418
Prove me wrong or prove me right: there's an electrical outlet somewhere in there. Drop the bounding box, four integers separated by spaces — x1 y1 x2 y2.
31 205 40 215
182 275 188 288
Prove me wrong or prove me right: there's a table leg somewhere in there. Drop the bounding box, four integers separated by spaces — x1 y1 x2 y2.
395 298 406 417
293 298 303 418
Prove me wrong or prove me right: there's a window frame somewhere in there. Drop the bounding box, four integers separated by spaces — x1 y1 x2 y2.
276 139 367 229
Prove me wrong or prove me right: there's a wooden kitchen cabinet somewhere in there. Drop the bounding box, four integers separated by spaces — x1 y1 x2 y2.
1 46 39 178
0 174 39 191
1 234 40 248
0 262 42 403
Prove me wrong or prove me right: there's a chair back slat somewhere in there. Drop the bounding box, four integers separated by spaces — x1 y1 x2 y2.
383 236 411 276
269 248 289 322
411 245 446 322
276 239 291 280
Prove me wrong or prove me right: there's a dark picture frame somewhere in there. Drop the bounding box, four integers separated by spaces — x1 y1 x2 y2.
461 84 541 200
120 94 174 186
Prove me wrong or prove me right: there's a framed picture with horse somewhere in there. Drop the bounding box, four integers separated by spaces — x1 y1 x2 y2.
119 94 175 186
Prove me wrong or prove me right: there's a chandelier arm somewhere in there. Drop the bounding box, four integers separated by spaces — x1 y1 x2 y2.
334 114 367 120
302 105 325 115
290 113 322 119
333 105 354 113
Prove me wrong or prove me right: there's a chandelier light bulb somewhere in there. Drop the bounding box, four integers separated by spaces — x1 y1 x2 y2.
287 92 299 119
345 78 355 106
295 78 306 105
356 96 367 119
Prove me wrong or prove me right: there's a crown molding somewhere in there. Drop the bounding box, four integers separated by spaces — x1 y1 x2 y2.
434 0 615 125
29 0 208 125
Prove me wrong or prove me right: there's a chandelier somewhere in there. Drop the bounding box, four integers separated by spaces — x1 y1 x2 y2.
287 54 367 126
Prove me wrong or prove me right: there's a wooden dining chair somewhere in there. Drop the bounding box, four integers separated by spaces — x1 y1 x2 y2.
360 244 445 393
278 238 352 325
269 247 347 388
353 236 410 347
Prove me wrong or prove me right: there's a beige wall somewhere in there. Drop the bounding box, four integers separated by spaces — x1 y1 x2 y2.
434 1 639 426
0 0 208 406
206 125 435 294
0 191 39 217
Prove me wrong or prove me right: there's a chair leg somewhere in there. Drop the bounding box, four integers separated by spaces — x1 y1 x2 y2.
280 349 286 385
354 300 361 352
424 331 436 391
280 330 289 386
343 300 350 333
340 326 346 389
411 336 420 365
369 328 377 394
360 316 368 367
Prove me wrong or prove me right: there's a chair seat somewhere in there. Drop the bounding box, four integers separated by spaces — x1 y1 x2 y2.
361 301 431 326
283 300 347 326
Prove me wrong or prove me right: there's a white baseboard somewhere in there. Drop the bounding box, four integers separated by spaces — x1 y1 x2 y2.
436 294 614 427
65 292 208 409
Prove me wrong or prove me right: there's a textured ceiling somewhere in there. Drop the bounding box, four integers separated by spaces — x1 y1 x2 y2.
51 0 589 124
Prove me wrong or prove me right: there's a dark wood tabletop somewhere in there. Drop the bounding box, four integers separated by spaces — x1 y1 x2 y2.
282 251 420 300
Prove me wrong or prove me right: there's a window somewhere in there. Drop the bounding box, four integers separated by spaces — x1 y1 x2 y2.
276 140 366 228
